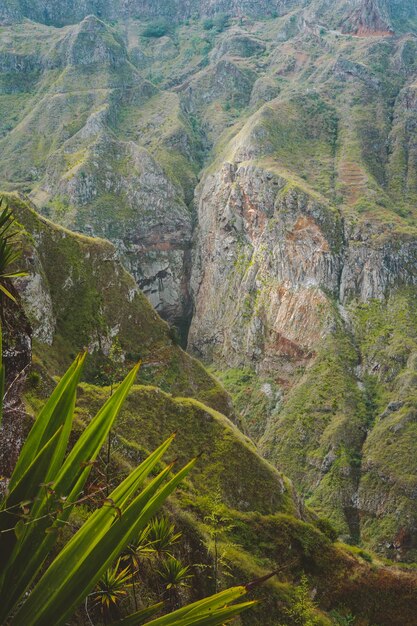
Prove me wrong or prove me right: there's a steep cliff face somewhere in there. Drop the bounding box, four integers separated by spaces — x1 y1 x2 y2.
5 193 232 417
5 198 417 626
190 161 417 558
0 16 196 335
187 17 417 556
186 97 417 553
3 0 417 562
189 165 341 371
340 0 393 36
188 22 417 366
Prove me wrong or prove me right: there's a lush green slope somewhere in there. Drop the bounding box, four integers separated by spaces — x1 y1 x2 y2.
6 192 231 416
3 194 417 625
1 194 411 625
2 0 417 571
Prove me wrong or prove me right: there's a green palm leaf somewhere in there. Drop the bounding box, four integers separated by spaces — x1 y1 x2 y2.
8 353 86 490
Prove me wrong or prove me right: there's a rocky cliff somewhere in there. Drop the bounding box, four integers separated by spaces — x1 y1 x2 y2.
5 193 232 414
2 0 417 564
185 13 417 558
0 16 198 338
2 0 417 32
4 194 417 626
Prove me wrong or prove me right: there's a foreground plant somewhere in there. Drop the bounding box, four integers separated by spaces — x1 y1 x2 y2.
95 559 132 619
0 198 26 302
157 555 193 611
0 340 256 625
123 525 156 573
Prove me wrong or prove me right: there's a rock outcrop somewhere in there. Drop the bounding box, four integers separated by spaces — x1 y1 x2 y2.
0 289 31 479
0 16 196 335
185 24 417 556
189 164 341 372
2 0 417 561
6 193 232 417
340 0 393 36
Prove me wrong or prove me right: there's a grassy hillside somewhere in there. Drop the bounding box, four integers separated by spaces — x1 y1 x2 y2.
3 193 417 624
6 192 231 415
2 0 417 603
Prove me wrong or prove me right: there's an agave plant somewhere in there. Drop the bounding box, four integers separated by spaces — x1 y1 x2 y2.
0 332 256 625
123 526 155 572
121 526 156 612
147 516 182 559
94 559 132 618
157 556 193 591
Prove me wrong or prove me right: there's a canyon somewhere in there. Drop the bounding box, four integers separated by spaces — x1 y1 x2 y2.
2 1 417 622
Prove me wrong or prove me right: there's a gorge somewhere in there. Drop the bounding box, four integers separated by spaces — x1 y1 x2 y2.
1 1 417 623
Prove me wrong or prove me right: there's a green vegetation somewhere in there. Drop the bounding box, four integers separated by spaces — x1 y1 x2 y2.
0 343 255 625
283 574 322 625
202 14 230 33
256 94 338 195
216 289 417 559
210 367 281 441
74 383 296 516
95 559 133 618
349 291 417 561
2 7 417 622
259 324 368 536
142 19 171 38
5 193 231 416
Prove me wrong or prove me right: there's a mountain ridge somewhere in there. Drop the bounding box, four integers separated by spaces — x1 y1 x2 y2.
2 0 417 34
2 0 417 562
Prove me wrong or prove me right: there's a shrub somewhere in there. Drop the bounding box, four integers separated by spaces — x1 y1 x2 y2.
213 13 230 32
202 17 214 30
201 14 230 33
142 19 170 38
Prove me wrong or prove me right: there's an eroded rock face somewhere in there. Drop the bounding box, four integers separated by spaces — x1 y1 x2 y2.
189 163 342 374
340 0 393 36
188 146 417 557
189 151 417 370
0 290 31 479
3 0 417 560
339 230 417 302
6 193 233 418
46 134 193 330
0 0 303 26
0 16 195 333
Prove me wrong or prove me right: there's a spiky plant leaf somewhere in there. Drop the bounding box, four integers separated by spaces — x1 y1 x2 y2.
0 362 141 621
0 199 27 303
0 325 255 626
112 603 164 625
13 458 196 626
8 353 86 490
